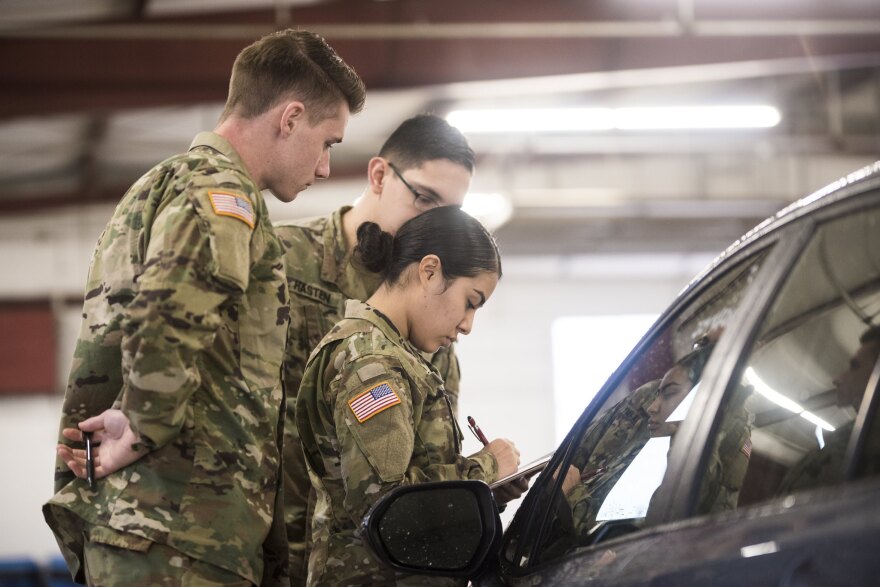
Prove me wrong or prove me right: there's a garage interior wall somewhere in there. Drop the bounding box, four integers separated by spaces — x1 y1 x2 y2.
0 302 56 395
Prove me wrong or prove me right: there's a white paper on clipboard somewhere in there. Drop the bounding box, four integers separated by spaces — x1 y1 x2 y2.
489 452 554 488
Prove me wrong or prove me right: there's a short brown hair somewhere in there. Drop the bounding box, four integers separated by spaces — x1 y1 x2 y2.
221 29 365 123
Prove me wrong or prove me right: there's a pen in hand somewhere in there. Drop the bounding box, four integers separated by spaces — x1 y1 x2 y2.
467 416 489 446
84 431 96 490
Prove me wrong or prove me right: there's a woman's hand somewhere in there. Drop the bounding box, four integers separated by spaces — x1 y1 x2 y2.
560 465 581 495
484 438 520 478
493 476 530 504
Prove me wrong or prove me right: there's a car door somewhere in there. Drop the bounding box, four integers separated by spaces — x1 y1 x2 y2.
647 176 880 585
484 179 880 585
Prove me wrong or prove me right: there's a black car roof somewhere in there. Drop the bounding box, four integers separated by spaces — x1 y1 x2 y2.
684 159 880 293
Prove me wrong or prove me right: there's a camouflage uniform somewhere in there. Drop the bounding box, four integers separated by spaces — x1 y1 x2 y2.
296 299 495 586
565 381 657 534
694 386 752 515
82 527 251 586
275 208 461 584
565 380 751 535
43 132 289 586
777 421 853 495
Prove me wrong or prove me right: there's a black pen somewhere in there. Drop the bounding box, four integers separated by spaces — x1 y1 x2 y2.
84 431 95 490
467 416 490 446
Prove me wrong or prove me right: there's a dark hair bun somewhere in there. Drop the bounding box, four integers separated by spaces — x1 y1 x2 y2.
354 221 394 273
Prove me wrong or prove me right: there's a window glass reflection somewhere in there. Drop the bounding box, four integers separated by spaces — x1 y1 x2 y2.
704 205 880 508
508 249 770 568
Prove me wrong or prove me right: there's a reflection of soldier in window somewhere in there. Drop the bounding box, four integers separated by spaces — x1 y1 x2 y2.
563 330 750 537
778 325 880 494
644 343 752 517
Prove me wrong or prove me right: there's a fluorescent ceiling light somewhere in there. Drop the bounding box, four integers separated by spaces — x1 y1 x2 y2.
447 105 780 133
462 192 513 231
615 106 780 129
745 367 835 431
449 108 614 133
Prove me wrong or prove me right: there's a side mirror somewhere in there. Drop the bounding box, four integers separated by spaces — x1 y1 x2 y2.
362 480 502 578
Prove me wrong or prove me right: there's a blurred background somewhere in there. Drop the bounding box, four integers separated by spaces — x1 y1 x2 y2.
1 0 879 573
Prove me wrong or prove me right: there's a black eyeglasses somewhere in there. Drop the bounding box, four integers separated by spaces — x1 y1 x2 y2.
387 162 440 212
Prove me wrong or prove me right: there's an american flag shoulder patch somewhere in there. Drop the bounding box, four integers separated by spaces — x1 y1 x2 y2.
741 437 752 459
348 381 401 423
208 190 255 228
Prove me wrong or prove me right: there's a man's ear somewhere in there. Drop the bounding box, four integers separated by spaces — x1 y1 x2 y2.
279 101 306 136
418 254 445 293
367 157 389 195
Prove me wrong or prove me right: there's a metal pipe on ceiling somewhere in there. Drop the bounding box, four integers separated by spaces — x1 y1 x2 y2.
1 20 879 40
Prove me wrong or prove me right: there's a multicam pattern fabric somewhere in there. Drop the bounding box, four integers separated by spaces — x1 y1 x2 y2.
82 524 252 587
695 386 752 515
777 421 853 495
564 380 751 537
43 132 289 586
275 209 461 584
565 381 658 534
296 299 495 586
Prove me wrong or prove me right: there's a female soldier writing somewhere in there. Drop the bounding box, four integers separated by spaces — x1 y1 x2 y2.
295 206 522 585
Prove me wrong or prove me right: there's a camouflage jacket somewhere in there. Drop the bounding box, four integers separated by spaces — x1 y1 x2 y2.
566 381 657 535
777 420 853 495
275 208 461 584
566 380 751 535
275 207 461 407
296 299 496 586
43 132 289 585
694 386 752 515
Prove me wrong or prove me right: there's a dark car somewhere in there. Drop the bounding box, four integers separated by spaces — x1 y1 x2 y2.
362 161 880 585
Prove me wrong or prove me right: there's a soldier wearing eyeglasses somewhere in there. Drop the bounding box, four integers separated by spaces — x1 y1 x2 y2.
274 114 475 585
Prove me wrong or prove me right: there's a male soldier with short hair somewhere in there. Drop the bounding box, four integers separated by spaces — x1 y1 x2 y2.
43 29 364 586
778 325 880 494
275 114 474 584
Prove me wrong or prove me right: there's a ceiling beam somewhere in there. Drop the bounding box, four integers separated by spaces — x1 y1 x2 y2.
1 0 880 119
3 36 880 120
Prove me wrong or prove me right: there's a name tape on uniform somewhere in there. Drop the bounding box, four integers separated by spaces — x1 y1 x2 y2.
349 381 401 423
209 191 255 228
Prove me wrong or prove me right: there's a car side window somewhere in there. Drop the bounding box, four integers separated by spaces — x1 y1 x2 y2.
504 248 772 569
698 204 880 513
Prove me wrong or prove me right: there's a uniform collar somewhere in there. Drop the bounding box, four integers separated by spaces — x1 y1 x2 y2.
321 206 382 299
343 299 425 359
189 131 260 190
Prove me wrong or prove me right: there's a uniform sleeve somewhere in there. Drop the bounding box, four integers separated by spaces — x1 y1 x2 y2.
699 419 751 514
260 477 291 587
332 356 494 524
565 381 659 535
565 482 594 537
119 187 255 451
572 380 657 471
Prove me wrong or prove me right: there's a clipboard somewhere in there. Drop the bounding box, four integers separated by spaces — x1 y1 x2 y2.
489 452 554 488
